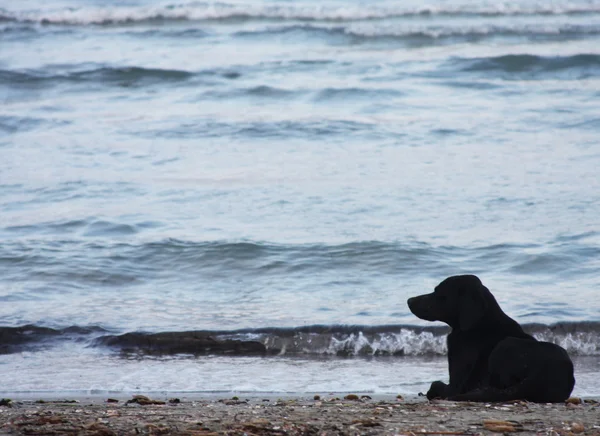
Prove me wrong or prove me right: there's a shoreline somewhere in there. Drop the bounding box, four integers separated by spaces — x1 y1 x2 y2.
1 394 598 435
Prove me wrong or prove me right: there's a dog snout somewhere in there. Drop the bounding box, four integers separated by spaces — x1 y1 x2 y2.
407 296 418 310
408 294 437 321
407 296 425 315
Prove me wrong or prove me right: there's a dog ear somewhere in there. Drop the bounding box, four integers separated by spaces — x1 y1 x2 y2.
459 285 489 331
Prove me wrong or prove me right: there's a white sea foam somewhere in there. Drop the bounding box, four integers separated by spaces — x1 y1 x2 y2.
324 330 448 356
534 332 600 355
259 326 600 356
3 2 600 25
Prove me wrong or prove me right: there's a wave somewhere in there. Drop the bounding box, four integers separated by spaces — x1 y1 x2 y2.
1 235 599 282
0 66 196 88
242 322 600 356
5 19 598 48
0 63 397 100
3 53 597 93
0 325 108 354
460 53 600 72
202 83 399 102
0 115 70 134
203 84 401 102
2 3 600 26
2 322 599 357
141 118 380 140
446 53 600 79
234 23 600 44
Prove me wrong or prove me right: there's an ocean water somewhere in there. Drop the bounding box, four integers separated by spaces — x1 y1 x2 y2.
1 0 600 397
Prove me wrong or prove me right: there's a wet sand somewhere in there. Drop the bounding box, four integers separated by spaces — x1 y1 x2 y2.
0 394 599 435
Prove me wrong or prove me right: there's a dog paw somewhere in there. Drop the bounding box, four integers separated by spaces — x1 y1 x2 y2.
426 381 448 400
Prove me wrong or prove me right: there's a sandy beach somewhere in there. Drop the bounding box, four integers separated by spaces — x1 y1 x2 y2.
1 394 598 435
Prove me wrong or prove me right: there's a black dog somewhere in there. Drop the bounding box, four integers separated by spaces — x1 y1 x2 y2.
407 275 575 402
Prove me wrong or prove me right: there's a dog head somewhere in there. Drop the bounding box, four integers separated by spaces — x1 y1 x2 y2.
407 275 492 331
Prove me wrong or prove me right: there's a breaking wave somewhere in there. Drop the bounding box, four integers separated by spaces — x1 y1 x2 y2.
2 322 599 357
233 23 600 43
2 3 600 26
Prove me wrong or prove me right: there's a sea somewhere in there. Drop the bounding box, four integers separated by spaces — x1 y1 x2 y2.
1 0 599 399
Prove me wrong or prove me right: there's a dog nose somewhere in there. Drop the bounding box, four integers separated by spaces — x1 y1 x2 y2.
407 297 416 307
